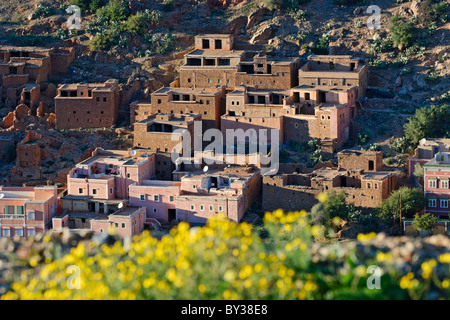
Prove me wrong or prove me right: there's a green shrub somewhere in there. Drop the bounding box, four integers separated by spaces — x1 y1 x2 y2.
377 187 426 221
389 16 418 50
124 10 162 35
71 0 106 11
310 34 330 55
89 32 116 50
96 0 130 22
390 137 410 154
403 104 450 147
357 129 371 145
33 4 55 19
413 163 424 180
411 213 438 232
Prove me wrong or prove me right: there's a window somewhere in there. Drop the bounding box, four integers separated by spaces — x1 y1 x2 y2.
16 206 24 215
158 99 161 104
127 173 131 178
428 198 437 207
96 97 100 102
28 229 35 236
440 199 448 208
28 211 35 220
208 79 212 84
140 195 145 201
110 188 113 194
153 208 157 213
16 228 23 237
115 223 119 228
92 189 97 195
154 195 159 202
190 205 195 210
367 183 371 189
3 229 10 236
441 179 449 189
429 179 437 188
193 185 196 189
200 205 204 211
121 223 126 229
218 206 223 212
103 97 107 102
209 205 214 211
78 188 83 194
169 196 174 202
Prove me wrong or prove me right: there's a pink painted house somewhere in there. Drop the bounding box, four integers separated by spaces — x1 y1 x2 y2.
408 138 450 177
424 152 450 218
129 180 181 222
0 185 58 238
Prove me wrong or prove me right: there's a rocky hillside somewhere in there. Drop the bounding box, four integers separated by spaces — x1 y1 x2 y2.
0 0 448 183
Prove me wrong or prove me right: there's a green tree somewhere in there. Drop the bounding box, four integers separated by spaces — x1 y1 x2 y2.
96 0 130 22
378 187 425 221
389 16 418 50
308 191 358 226
71 0 106 11
124 10 162 35
411 213 438 232
413 163 424 181
403 104 450 148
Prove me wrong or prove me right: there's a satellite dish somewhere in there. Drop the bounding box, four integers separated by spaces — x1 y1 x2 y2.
203 166 209 173
131 150 137 156
0 193 4 199
118 202 123 209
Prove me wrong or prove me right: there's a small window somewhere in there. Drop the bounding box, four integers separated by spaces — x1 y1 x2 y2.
110 188 113 194
103 97 107 102
200 205 204 211
127 173 131 178
115 223 119 228
78 188 83 194
140 195 145 201
2 229 10 236
170 196 174 202
122 223 126 229
154 195 159 202
190 204 195 210
96 97 100 102
28 212 35 220
218 206 223 212
16 229 23 237
441 180 449 189
428 198 437 207
440 199 448 208
429 179 437 189
92 189 97 195
209 205 214 211
28 228 35 236
153 208 157 213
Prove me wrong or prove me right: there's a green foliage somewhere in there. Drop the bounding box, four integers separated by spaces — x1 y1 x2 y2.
310 34 330 55
389 16 418 50
262 0 283 11
33 4 55 19
403 104 450 148
413 163 424 180
390 137 410 154
70 0 106 11
411 213 438 232
378 187 426 221
89 31 116 50
287 7 309 21
96 0 130 22
357 129 371 145
142 34 176 56
124 10 162 35
2 34 58 46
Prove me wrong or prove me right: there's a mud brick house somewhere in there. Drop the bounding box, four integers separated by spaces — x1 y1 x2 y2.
132 86 226 132
262 150 399 212
0 46 74 109
0 185 58 238
129 164 260 224
298 55 368 98
52 203 146 238
179 34 299 90
64 148 155 205
408 138 450 177
16 130 42 167
133 113 201 153
221 84 358 148
55 79 119 130
423 152 450 218
133 113 202 181
130 100 152 127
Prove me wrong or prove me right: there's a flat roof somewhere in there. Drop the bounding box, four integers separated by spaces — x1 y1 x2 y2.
185 49 245 58
152 86 224 96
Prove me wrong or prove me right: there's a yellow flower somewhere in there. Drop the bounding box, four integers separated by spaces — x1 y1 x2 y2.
198 284 206 293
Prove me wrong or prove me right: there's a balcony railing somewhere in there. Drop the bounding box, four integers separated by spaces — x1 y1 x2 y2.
0 214 25 220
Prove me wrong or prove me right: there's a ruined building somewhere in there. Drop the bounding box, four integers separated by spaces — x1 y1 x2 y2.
262 150 400 212
0 46 74 110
